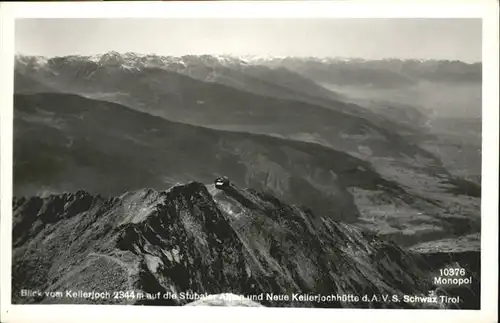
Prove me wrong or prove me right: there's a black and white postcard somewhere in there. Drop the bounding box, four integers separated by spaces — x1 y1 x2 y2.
1 1 498 323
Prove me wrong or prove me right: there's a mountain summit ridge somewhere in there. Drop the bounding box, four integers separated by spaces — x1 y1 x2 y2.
12 181 479 308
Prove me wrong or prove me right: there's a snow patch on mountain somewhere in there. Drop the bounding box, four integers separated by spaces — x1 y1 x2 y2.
15 51 479 75
184 293 264 307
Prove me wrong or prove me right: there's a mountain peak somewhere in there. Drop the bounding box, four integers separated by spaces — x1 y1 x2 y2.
95 51 124 64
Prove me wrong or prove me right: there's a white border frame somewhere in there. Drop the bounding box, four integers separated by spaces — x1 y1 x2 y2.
1 1 498 323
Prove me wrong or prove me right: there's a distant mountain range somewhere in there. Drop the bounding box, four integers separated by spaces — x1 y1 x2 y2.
16 53 481 88
13 53 448 158
251 56 481 86
12 53 482 307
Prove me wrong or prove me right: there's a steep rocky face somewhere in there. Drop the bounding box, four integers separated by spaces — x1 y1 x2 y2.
12 182 479 308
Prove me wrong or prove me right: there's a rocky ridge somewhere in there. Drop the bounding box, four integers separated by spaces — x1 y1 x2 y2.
12 181 480 309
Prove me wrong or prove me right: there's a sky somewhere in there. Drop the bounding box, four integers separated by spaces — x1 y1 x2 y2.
15 18 482 62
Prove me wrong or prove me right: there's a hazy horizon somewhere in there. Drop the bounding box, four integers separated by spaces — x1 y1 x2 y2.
15 18 482 63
